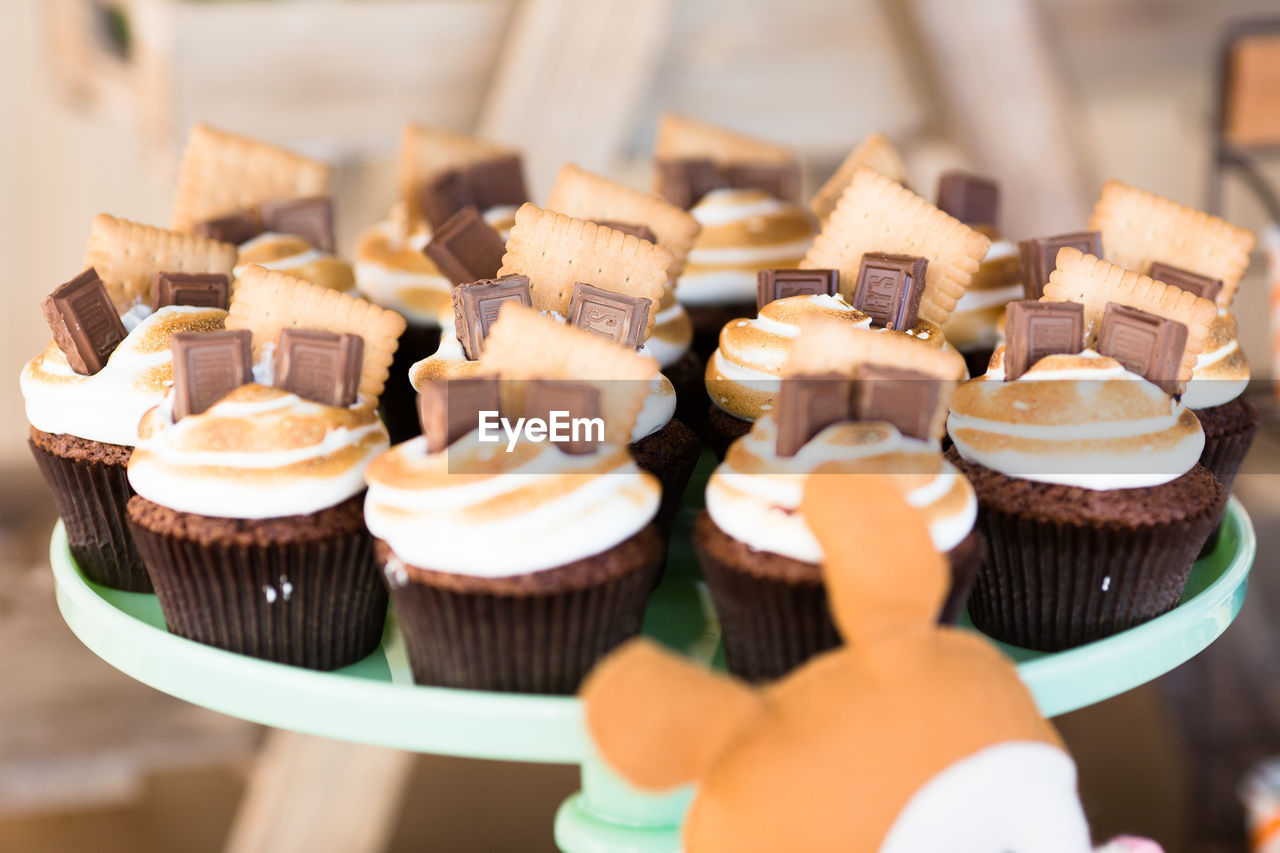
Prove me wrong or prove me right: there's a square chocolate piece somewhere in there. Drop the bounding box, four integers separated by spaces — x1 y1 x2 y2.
524 380 603 455
566 282 651 350
419 169 474 229
170 329 253 421
1003 300 1085 381
936 171 999 229
193 211 261 246
1019 231 1102 299
275 328 364 408
757 268 839 311
425 207 508 286
418 376 501 452
656 158 726 209
775 373 851 457
41 268 128 375
851 253 928 330
853 364 939 442
467 155 529 212
261 196 335 252
452 274 533 360
593 220 658 244
725 162 800 202
153 271 231 311
1096 302 1187 395
1148 261 1224 303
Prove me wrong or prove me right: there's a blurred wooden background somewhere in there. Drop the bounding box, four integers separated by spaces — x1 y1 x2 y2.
2 1 1280 851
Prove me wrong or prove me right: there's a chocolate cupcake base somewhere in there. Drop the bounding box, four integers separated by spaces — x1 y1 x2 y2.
947 451 1226 652
686 300 756 364
707 404 754 460
694 512 982 683
379 525 662 694
1195 396 1259 496
630 418 701 539
380 322 442 445
663 349 709 437
29 428 150 592
128 494 386 671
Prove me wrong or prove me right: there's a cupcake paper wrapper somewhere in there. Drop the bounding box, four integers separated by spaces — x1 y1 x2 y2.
129 517 386 671
695 515 982 683
29 439 151 592
1197 397 1260 497
631 418 702 541
381 533 661 694
379 323 443 445
967 498 1224 652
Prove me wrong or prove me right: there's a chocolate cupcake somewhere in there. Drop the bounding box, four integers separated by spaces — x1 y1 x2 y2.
22 215 236 591
354 123 528 443
949 250 1228 651
126 266 405 669
367 303 670 692
652 114 814 360
698 415 980 682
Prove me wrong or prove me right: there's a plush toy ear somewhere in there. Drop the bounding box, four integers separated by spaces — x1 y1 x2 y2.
800 468 948 648
581 638 765 791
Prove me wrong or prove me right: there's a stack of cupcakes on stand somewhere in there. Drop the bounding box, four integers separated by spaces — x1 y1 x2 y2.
934 172 1027 378
126 266 404 669
23 216 236 590
353 123 530 441
365 304 665 693
1089 180 1259 506
948 248 1227 651
544 163 707 430
696 316 976 682
653 113 815 361
704 165 981 456
172 124 354 293
409 203 701 537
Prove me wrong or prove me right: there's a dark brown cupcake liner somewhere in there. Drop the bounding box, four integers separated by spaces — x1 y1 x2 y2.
664 349 710 438
129 500 386 671
967 496 1224 652
379 526 662 694
379 322 443 445
29 438 150 592
694 512 982 683
630 418 702 540
706 403 753 460
687 300 757 363
1197 396 1260 497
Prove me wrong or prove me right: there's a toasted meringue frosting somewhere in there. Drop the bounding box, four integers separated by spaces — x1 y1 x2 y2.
706 415 977 561
128 384 388 519
1183 309 1249 410
364 434 660 577
677 189 814 307
234 232 355 293
948 350 1205 489
646 299 694 368
353 219 453 325
409 311 677 442
942 240 1024 350
21 305 227 446
705 294 952 421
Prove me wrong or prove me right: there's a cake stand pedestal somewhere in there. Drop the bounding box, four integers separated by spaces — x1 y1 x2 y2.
50 498 1255 852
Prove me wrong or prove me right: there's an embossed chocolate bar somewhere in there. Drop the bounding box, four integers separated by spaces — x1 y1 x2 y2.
757 268 839 311
775 373 851 457
418 375 501 451
656 158 726 209
275 328 364 408
1096 302 1187 395
452 274 533 360
523 379 603 455
853 364 938 442
193 211 261 246
41 268 128 375
1019 231 1102 299
261 196 335 252
936 171 999 230
852 253 927 330
153 271 231 310
1003 300 1085 380
425 207 508 285
566 282 650 349
1148 261 1224 303
170 329 253 420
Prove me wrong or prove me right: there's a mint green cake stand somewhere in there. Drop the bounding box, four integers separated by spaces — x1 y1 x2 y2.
50 496 1255 853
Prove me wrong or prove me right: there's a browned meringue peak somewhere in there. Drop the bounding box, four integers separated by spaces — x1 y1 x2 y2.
234 232 355 292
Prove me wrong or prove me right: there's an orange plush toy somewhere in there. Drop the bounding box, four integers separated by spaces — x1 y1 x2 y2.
582 469 1096 853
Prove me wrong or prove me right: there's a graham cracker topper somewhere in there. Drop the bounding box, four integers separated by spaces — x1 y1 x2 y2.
398 123 515 225
1089 179 1255 308
478 303 658 445
226 265 405 405
809 132 908 222
171 124 331 233
654 113 794 165
803 168 990 327
498 204 671 334
546 163 701 280
1042 247 1218 384
582 473 1075 853
84 213 237 309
